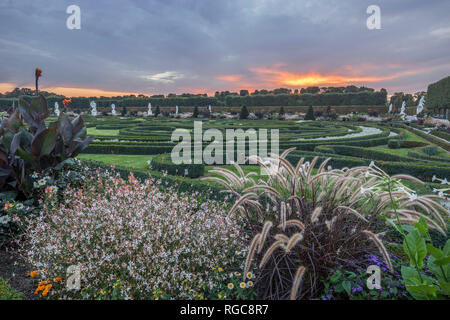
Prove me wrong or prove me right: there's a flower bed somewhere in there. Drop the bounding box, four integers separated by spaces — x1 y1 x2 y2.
22 170 251 300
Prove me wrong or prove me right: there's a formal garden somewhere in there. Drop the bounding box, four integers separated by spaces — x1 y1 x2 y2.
0 90 449 300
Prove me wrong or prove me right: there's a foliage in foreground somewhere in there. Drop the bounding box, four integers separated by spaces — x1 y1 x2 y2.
206 150 448 299
22 169 255 300
0 94 93 199
0 278 24 300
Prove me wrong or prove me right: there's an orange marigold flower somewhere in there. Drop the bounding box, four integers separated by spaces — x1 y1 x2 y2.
30 270 39 278
42 284 52 296
54 277 63 283
4 203 13 211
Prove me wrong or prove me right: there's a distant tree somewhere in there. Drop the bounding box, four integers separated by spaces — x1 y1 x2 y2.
121 106 127 116
305 106 315 120
239 89 249 96
279 106 285 115
301 86 320 94
155 105 161 117
240 105 249 119
193 106 199 118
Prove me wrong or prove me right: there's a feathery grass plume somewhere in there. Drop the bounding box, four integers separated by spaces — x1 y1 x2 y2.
258 221 273 253
392 174 424 184
362 230 393 272
243 185 281 198
274 234 290 243
280 202 287 230
259 240 286 269
397 209 446 235
244 234 261 279
306 156 319 184
295 157 305 175
290 266 306 300
414 199 446 227
285 233 304 253
227 193 258 217
280 219 305 231
337 206 369 223
311 206 323 224
210 151 446 299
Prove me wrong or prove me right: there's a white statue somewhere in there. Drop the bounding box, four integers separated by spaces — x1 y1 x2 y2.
209 105 212 113
54 102 60 116
400 101 406 116
416 96 425 115
90 101 97 116
175 105 179 114
111 103 116 116
147 103 152 116
388 103 392 113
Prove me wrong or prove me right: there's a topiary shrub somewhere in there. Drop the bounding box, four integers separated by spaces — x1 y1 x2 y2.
240 105 249 119
305 106 315 120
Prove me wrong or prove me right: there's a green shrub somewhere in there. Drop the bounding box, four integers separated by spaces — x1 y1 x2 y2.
239 105 249 119
0 278 24 300
150 153 205 178
305 105 315 120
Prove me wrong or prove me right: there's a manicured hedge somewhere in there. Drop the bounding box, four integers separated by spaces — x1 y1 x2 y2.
427 76 450 110
387 139 428 149
150 153 205 178
402 125 450 152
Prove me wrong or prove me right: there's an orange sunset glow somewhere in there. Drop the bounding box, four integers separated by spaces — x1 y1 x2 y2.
249 68 394 87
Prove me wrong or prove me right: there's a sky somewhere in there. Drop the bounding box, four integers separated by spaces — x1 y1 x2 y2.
1 0 449 97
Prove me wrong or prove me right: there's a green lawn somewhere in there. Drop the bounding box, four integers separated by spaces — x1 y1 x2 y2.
87 128 120 136
77 154 153 171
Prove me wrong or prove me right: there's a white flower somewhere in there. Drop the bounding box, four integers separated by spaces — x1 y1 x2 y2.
441 178 449 185
32 172 38 178
38 179 46 186
0 215 10 225
409 193 418 201
432 175 437 182
369 161 375 167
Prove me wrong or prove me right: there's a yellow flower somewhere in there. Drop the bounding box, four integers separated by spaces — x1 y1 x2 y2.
29 270 39 278
239 282 246 289
247 281 253 287
218 267 224 272
227 283 234 289
235 250 241 255
246 272 253 279
218 293 223 299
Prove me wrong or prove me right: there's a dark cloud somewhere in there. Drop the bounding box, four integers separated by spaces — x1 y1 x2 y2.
0 0 449 95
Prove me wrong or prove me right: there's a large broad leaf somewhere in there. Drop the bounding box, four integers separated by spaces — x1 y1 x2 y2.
54 158 75 170
7 110 21 133
57 113 72 145
403 229 427 268
428 239 450 287
70 136 94 157
18 127 33 152
19 98 38 130
401 266 436 300
10 132 21 155
16 147 37 166
31 128 56 158
29 95 49 120
71 115 84 134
